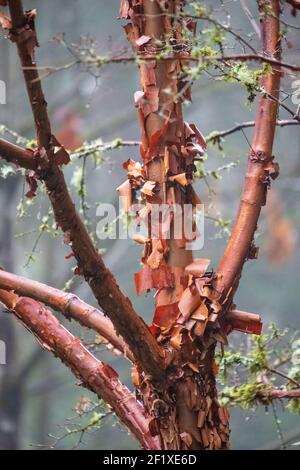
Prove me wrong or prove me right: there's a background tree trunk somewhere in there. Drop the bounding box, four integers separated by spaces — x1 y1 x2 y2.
0 178 21 450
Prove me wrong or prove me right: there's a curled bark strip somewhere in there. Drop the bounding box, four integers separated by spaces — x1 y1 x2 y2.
225 309 263 335
3 0 165 381
0 269 134 361
0 288 160 450
214 0 281 305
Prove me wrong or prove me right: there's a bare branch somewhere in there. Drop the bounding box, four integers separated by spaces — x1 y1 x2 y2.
0 269 134 361
216 53 300 72
207 119 300 143
0 288 160 449
214 0 282 304
38 52 300 74
285 0 300 15
270 388 300 399
0 137 36 170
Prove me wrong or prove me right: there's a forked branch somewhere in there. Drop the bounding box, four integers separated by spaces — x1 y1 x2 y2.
0 268 134 361
0 288 160 449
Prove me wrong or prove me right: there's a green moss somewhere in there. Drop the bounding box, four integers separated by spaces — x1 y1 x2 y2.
221 383 274 410
287 399 300 414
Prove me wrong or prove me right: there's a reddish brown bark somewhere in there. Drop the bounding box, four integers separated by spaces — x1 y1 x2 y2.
121 0 229 450
270 389 300 399
0 288 160 450
214 0 281 306
206 119 299 143
7 2 51 151
286 0 300 15
0 269 134 361
2 0 165 381
0 137 36 170
225 309 262 336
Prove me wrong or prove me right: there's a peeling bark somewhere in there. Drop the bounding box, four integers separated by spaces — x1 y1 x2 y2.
0 289 160 450
0 269 134 361
121 0 229 450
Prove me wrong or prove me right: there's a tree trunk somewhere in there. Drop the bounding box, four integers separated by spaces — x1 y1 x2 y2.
121 0 230 450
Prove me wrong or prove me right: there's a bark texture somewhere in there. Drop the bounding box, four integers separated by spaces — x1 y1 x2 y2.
0 288 160 450
0 269 134 361
120 0 229 450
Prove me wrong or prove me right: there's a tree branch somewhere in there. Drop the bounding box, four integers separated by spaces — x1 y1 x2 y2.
0 137 36 170
0 268 134 361
0 288 160 449
225 308 263 335
285 0 300 15
35 52 300 74
206 119 299 143
2 0 165 381
216 53 300 72
270 388 300 399
214 0 282 304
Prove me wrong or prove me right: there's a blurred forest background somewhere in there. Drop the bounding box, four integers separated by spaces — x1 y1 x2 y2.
0 0 299 450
